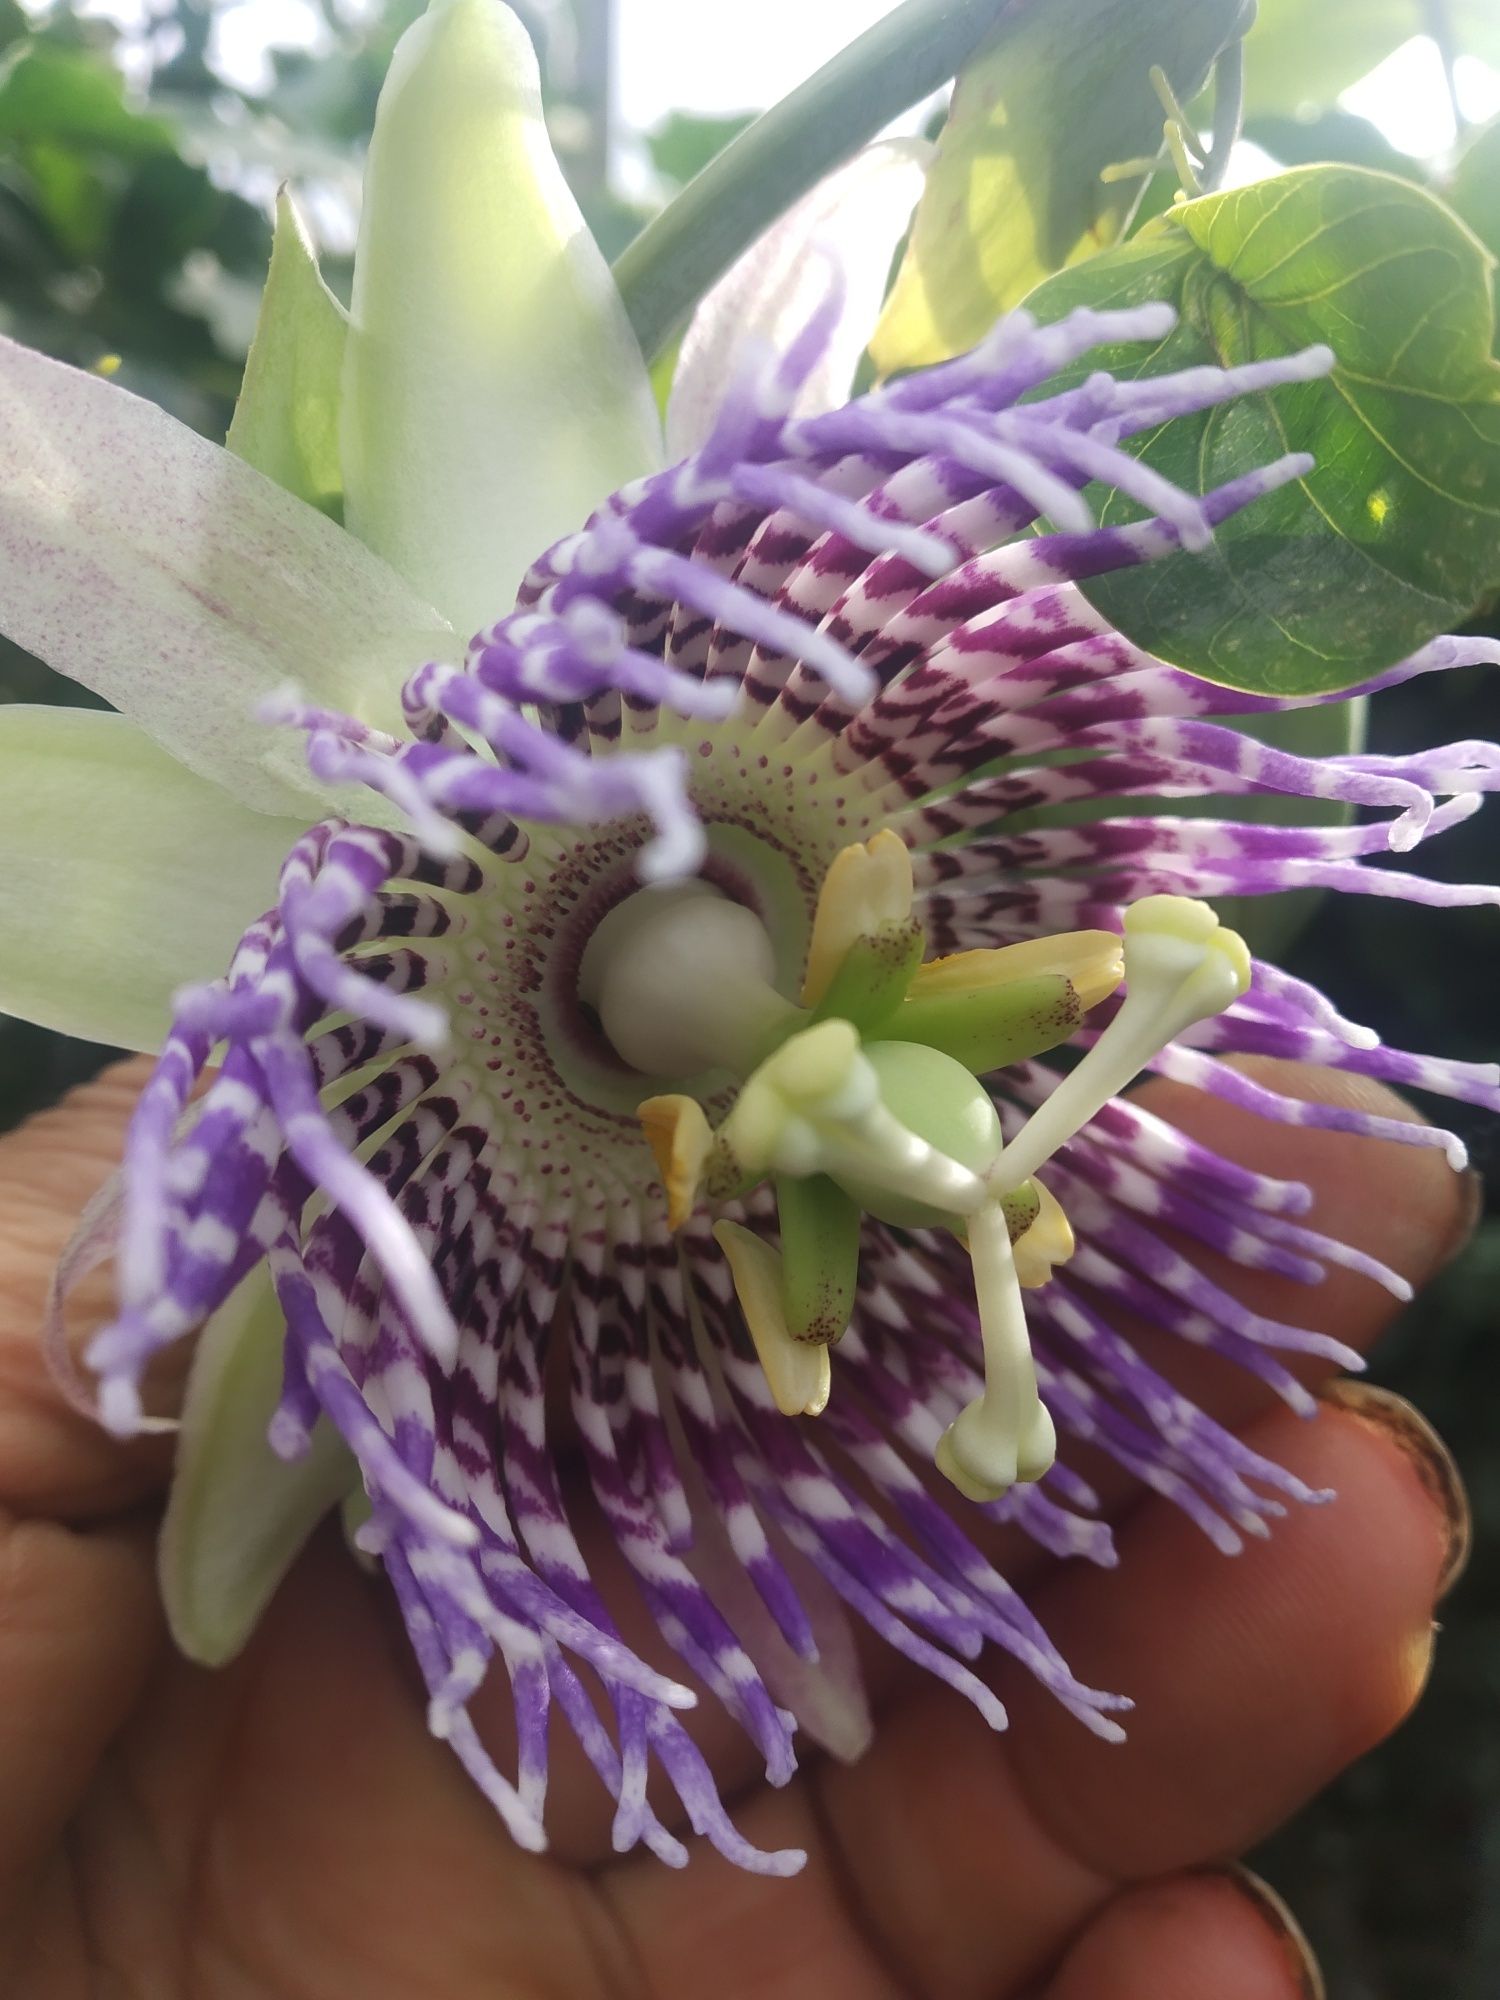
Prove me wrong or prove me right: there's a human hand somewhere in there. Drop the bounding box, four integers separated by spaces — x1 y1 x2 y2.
0 1058 1471 2000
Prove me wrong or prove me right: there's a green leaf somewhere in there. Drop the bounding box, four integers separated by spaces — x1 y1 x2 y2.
870 0 1246 374
1024 165 1500 696
614 0 1021 361
0 43 176 156
1242 0 1500 117
21 137 109 261
1448 118 1500 319
226 189 348 515
1245 108 1419 181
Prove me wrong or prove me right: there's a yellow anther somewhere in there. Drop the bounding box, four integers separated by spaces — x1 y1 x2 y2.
636 1094 713 1230
713 1219 832 1417
802 829 914 1007
1012 1179 1074 1289
908 930 1124 1013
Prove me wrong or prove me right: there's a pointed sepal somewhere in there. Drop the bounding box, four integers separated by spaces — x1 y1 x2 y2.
227 188 348 515
341 0 661 632
159 1269 358 1666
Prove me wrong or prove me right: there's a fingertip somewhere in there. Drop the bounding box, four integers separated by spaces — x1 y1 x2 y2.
1040 1867 1322 2000
1321 1381 1472 1602
1005 1395 1454 1881
0 1056 171 1516
0 1509 160 1906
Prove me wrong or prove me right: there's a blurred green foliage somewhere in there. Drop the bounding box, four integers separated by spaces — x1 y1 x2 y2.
0 5 1497 1994
0 2 264 428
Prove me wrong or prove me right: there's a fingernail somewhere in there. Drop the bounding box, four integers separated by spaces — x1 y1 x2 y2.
1439 1167 1485 1271
1321 1380 1472 1601
1223 1865 1324 2000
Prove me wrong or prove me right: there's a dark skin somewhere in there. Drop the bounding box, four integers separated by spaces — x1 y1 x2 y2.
0 1056 1472 1999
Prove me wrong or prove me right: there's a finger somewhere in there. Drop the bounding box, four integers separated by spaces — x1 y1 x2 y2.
602 1784 905 2000
0 1058 172 1517
773 1390 1458 1999
1035 1868 1321 2000
0 1508 160 1935
94 1523 647 2000
1006 1391 1466 1882
1049 1057 1474 1513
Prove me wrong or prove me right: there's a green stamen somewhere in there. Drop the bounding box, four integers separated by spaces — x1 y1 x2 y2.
775 1174 862 1345
885 971 1084 1074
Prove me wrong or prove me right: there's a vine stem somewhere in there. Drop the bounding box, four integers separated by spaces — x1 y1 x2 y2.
612 0 1023 361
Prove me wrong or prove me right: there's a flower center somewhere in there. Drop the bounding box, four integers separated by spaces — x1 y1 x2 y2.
581 835 1253 1502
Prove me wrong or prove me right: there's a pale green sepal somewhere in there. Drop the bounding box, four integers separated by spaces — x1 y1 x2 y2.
0 707 307 1051
227 188 348 516
341 0 662 634
0 333 457 817
160 1267 358 1667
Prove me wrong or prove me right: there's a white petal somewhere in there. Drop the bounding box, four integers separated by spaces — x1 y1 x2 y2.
0 334 456 817
666 138 931 459
342 0 662 635
0 706 305 1051
160 1267 357 1667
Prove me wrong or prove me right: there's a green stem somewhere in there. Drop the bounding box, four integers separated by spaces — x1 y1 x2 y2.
612 0 1021 361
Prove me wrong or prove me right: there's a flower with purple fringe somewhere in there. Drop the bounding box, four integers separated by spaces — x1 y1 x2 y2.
80 298 1500 1875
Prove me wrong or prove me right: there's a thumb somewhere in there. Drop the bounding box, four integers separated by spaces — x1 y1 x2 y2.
0 1060 165 1946
0 1057 172 1517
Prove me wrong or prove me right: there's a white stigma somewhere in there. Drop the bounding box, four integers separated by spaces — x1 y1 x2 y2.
991 895 1252 1194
